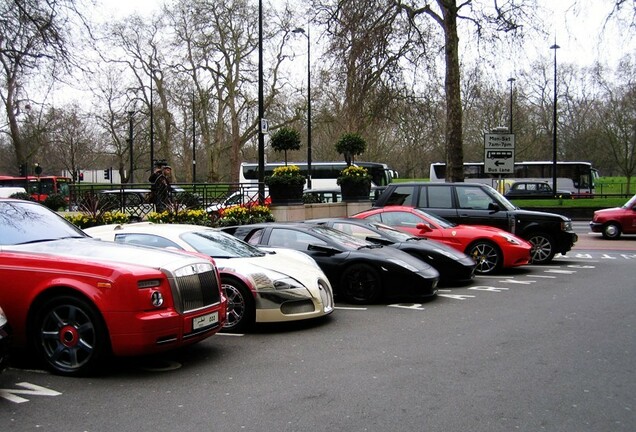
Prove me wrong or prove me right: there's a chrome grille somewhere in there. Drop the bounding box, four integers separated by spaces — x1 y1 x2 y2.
174 270 221 313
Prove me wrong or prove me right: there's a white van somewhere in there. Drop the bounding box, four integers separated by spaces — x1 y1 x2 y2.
0 187 27 198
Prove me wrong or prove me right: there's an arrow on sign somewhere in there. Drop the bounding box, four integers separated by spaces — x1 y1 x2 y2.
0 382 62 404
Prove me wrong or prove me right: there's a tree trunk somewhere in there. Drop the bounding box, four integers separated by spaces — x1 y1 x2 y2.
440 1 464 182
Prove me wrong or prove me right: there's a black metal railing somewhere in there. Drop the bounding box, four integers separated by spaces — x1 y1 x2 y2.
68 183 268 220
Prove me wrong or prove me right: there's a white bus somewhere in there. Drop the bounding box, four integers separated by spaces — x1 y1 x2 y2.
429 161 599 195
240 161 398 189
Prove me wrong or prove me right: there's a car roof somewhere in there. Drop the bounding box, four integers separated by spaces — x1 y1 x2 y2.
384 182 488 187
87 222 214 235
100 189 151 193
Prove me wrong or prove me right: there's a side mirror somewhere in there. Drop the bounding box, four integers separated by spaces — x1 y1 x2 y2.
416 223 432 233
488 202 500 212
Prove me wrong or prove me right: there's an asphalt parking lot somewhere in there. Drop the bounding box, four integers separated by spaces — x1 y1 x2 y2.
1 229 635 432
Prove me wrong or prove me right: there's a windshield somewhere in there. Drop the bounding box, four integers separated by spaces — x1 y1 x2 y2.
624 194 636 209
412 208 457 229
310 225 373 250
484 185 517 210
0 200 87 245
370 222 414 241
181 229 266 258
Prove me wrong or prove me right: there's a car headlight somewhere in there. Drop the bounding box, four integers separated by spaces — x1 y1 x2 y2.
273 277 305 290
249 269 305 291
499 234 521 245
0 307 7 327
387 258 420 273
562 220 573 231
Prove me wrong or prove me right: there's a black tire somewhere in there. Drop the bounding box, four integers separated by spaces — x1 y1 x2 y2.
32 295 109 376
466 240 502 274
339 263 383 304
221 278 255 333
602 223 622 240
527 232 556 264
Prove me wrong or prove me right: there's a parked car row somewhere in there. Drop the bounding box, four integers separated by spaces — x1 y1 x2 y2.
221 222 441 304
372 182 578 264
84 223 334 333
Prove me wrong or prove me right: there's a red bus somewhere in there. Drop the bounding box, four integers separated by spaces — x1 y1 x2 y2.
0 176 71 202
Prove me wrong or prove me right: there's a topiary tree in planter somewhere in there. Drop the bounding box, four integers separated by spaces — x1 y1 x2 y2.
269 126 301 164
335 132 366 166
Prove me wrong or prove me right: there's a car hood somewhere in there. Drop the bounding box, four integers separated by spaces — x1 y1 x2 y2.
362 245 440 278
593 207 624 216
2 237 211 272
214 251 328 292
511 208 570 221
396 239 473 261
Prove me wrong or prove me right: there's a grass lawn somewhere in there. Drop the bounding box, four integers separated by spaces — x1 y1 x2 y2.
507 197 627 208
394 177 633 209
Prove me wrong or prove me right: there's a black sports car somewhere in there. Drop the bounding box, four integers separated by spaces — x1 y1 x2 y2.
221 223 439 304
307 218 477 285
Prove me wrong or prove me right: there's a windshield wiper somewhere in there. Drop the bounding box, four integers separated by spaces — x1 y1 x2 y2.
358 244 383 250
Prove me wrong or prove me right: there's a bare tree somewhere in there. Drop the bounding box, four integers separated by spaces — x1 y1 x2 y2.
393 0 538 181
40 104 100 181
0 0 86 173
594 56 636 192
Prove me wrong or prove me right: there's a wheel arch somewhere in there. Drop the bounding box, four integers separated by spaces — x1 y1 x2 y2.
465 237 502 255
26 286 111 352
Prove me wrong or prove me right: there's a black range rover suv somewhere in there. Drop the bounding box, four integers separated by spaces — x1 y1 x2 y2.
373 182 578 264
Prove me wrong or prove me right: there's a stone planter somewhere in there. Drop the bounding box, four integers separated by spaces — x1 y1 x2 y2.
340 181 371 202
268 183 304 205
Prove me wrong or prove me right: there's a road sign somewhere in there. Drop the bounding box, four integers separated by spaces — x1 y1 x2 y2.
484 133 515 174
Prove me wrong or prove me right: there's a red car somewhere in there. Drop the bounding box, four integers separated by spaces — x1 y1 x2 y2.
353 206 532 274
0 199 227 376
589 194 636 239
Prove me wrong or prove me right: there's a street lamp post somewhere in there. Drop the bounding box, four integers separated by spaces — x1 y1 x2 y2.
150 70 154 173
128 110 134 183
192 91 196 183
507 77 515 133
292 27 312 189
550 43 560 197
258 0 265 204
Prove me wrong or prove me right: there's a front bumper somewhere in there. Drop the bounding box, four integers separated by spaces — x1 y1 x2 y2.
105 301 227 357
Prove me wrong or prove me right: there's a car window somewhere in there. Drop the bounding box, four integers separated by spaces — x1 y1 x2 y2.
182 231 266 258
332 222 379 240
380 211 422 228
0 201 86 245
385 185 416 206
114 233 182 249
244 228 265 245
269 228 326 250
427 186 453 208
455 185 493 210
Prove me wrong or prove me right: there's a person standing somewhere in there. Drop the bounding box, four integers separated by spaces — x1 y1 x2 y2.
152 165 173 212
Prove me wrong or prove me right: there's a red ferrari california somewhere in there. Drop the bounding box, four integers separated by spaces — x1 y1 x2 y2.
354 206 532 274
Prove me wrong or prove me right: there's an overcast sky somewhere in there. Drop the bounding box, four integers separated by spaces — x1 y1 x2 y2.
94 0 633 70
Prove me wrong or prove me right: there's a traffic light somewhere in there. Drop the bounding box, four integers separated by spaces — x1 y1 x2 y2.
104 168 110 180
18 163 26 176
